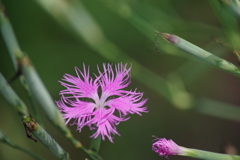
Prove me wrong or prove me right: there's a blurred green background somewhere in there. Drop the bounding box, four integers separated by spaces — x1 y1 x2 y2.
1 0 240 160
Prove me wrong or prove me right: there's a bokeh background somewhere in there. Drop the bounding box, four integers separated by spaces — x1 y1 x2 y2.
1 0 240 160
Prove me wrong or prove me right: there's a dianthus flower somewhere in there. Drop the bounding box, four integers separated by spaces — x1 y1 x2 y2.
152 136 240 159
56 63 148 142
152 136 184 158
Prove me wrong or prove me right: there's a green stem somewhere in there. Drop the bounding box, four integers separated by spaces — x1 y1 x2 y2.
158 32 240 76
14 145 45 160
90 128 101 153
81 147 103 160
0 3 84 151
20 76 43 126
0 73 28 117
182 147 240 160
27 90 42 125
0 130 44 160
22 115 70 160
0 3 19 69
19 56 82 149
0 3 43 125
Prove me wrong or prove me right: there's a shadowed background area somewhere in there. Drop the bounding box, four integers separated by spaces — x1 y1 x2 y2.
1 0 240 160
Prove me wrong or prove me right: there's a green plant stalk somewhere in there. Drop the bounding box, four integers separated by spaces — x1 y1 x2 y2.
18 55 82 148
180 146 240 160
0 130 44 160
0 4 19 68
19 76 42 126
171 39 229 84
90 136 101 153
90 127 101 153
0 73 28 116
158 32 240 76
0 4 42 125
34 0 240 123
19 56 63 126
81 147 102 160
0 4 86 152
22 115 70 160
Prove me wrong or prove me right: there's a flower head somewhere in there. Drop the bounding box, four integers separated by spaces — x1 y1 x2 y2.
152 136 184 158
56 63 148 142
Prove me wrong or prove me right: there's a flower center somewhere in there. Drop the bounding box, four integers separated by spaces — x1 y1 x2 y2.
92 92 108 109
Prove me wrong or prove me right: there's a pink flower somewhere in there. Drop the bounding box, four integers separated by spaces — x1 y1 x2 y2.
152 136 184 158
56 63 148 142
